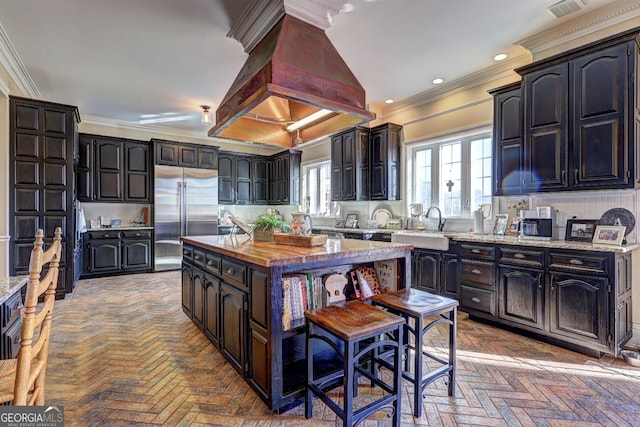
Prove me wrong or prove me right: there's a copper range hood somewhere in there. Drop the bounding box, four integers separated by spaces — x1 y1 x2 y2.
209 14 375 147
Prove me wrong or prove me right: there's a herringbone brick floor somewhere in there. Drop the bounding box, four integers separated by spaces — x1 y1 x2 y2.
45 272 640 426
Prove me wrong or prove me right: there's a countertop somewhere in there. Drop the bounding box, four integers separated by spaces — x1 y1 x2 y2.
84 226 154 232
0 275 28 305
181 235 413 268
312 225 398 234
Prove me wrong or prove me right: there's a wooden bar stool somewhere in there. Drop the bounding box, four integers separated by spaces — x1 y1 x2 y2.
371 288 458 418
305 300 405 427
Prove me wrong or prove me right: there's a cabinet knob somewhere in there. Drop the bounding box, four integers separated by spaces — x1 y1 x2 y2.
514 253 525 259
104 234 110 238
569 259 583 265
471 269 481 275
471 248 481 254
135 233 141 237
206 260 214 266
471 297 481 303
194 255 202 261
227 267 235 275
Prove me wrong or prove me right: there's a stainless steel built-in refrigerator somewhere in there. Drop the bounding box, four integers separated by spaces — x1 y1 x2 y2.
154 166 218 271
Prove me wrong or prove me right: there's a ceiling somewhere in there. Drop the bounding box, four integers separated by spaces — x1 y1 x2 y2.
0 0 627 145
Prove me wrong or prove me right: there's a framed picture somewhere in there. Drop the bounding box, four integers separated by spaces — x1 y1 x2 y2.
335 219 345 228
592 225 626 246
565 219 598 242
506 216 521 236
493 214 509 235
345 213 358 229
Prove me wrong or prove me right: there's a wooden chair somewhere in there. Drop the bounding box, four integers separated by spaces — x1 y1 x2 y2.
0 227 62 405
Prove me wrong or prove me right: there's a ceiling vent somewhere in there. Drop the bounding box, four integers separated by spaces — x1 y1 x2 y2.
547 0 588 19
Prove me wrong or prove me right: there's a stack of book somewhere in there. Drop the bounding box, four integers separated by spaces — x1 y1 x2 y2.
281 273 326 331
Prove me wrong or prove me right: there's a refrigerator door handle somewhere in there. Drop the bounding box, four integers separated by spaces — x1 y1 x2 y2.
178 181 184 236
183 182 189 236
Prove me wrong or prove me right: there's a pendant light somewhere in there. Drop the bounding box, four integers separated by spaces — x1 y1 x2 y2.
200 105 212 125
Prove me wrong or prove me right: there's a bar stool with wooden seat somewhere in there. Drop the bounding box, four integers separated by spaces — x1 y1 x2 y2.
371 288 458 418
0 227 62 405
305 300 405 427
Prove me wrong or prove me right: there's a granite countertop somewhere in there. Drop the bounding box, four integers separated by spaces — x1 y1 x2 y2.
181 235 412 267
84 226 154 232
312 225 399 234
0 275 28 305
448 232 640 253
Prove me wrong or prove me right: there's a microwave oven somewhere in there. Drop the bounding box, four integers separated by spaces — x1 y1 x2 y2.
520 218 555 240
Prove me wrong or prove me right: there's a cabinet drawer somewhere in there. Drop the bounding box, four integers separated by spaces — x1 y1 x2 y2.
1 291 23 333
193 249 206 269
121 229 152 239
499 247 545 267
182 245 193 263
459 244 496 260
222 259 248 288
88 231 120 239
460 260 495 287
204 253 221 275
549 251 608 275
460 285 496 316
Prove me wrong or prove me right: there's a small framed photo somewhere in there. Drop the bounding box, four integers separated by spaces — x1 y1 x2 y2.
345 213 358 229
493 214 509 235
507 216 521 236
592 225 626 246
565 219 598 242
335 219 345 228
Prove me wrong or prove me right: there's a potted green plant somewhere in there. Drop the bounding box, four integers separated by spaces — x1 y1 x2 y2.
253 214 285 242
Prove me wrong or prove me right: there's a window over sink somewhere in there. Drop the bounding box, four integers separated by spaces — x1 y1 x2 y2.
410 131 492 217
301 160 331 216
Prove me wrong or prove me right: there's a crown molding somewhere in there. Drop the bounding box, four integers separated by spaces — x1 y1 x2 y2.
284 0 345 29
0 22 39 98
81 114 281 151
379 53 529 119
515 0 640 55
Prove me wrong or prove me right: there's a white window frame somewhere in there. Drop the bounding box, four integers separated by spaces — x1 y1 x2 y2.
301 159 332 216
409 130 492 218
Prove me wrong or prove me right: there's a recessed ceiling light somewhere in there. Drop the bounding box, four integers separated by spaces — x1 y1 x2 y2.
494 53 508 61
384 99 394 104
432 78 444 85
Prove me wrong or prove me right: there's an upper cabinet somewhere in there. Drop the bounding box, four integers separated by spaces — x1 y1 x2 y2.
152 139 218 170
331 124 402 201
78 134 151 203
510 30 639 194
489 82 523 196
218 149 301 206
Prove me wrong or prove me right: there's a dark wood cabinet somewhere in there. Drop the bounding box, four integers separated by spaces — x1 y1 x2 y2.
83 229 152 277
77 135 93 202
181 265 193 318
235 155 252 205
458 241 632 357
81 134 151 202
95 139 124 201
515 32 639 192
331 127 366 201
218 152 235 204
220 282 247 375
490 82 523 195
218 149 301 205
442 252 458 299
152 139 218 170
412 250 440 293
369 123 402 200
9 96 80 298
191 270 206 330
204 276 220 345
331 124 402 201
253 158 269 205
124 142 150 202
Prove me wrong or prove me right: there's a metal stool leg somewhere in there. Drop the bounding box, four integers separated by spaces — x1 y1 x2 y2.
414 316 424 418
305 320 313 419
393 325 403 426
448 307 457 397
343 339 354 427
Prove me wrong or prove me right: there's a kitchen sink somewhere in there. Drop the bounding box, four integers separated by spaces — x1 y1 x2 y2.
391 230 450 250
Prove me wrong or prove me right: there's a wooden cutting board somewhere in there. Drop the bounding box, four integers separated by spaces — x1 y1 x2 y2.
272 233 328 247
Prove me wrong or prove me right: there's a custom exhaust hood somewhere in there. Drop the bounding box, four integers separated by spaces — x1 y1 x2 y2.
208 13 375 148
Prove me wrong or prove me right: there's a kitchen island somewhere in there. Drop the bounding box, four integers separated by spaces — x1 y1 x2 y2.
180 235 412 412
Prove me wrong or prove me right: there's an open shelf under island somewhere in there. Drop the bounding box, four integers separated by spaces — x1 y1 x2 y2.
180 235 413 412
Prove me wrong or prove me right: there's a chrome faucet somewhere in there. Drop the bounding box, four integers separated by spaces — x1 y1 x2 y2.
426 206 446 231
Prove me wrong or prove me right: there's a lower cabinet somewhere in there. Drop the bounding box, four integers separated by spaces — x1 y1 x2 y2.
411 244 457 298
181 264 193 318
83 229 153 278
0 285 26 359
457 242 632 356
204 276 220 345
220 282 247 375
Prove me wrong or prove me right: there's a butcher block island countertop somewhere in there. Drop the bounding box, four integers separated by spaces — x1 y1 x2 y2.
180 234 413 267
179 234 413 412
